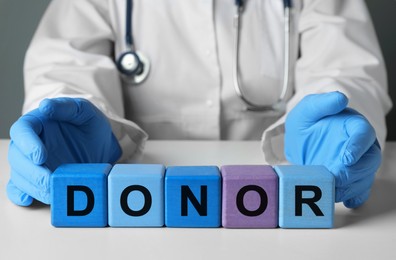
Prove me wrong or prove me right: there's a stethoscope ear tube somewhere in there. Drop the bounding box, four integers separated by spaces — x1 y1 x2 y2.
279 5 291 103
232 2 291 113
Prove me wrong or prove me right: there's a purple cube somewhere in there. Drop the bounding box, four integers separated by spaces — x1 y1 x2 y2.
221 165 278 228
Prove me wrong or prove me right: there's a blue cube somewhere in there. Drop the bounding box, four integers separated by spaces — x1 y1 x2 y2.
274 165 335 228
108 164 165 227
51 163 111 227
165 166 221 227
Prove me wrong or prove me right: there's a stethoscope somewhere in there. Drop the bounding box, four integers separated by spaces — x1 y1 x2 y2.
116 0 150 84
234 0 292 112
117 0 293 112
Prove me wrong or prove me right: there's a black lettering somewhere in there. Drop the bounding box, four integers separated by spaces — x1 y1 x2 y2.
295 185 324 216
181 185 207 216
120 185 152 217
67 185 94 216
236 185 268 217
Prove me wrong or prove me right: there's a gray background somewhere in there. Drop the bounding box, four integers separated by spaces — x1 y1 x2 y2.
0 0 395 139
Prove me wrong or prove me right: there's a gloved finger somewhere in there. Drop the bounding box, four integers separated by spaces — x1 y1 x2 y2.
336 172 375 203
39 98 99 126
335 143 381 188
288 91 348 126
6 180 33 206
342 113 377 166
343 189 370 209
10 166 51 205
9 114 47 165
8 141 52 193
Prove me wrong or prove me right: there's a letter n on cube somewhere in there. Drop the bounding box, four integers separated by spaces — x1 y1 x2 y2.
165 166 221 228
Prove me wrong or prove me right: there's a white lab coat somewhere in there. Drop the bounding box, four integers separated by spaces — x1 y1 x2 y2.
23 0 392 163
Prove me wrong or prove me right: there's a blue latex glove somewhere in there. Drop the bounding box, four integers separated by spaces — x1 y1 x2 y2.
285 91 381 208
7 98 122 206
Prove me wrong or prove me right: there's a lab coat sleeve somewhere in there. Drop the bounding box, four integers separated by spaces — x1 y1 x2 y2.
262 0 392 164
23 0 148 162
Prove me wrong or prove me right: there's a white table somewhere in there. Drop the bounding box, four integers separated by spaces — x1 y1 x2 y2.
1 139 395 260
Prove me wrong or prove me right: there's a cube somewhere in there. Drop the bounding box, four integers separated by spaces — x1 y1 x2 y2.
51 163 111 227
274 165 335 228
165 166 221 227
108 164 165 227
221 165 278 228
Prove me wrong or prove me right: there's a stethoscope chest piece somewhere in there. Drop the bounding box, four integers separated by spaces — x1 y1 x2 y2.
117 51 150 84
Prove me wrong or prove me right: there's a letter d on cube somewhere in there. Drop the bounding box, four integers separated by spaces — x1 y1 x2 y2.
51 164 111 227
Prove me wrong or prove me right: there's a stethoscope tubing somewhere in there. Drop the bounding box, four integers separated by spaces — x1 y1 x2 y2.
120 0 292 112
125 0 134 49
233 1 291 112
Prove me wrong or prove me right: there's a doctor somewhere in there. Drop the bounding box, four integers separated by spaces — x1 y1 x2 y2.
7 0 392 209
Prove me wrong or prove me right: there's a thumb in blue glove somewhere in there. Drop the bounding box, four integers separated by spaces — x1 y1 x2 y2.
7 98 122 206
285 91 381 208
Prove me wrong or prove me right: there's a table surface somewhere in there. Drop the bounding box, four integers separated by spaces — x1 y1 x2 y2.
1 139 395 260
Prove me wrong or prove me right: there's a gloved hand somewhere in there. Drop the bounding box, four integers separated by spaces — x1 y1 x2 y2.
7 97 122 206
285 91 381 208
